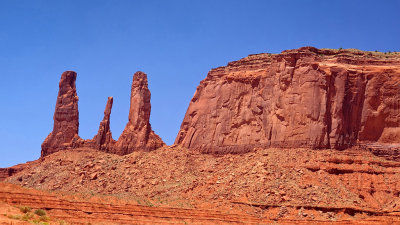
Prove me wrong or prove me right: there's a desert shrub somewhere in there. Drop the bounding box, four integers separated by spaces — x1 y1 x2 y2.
7 214 22 220
19 206 32 213
59 220 69 225
32 218 50 225
34 209 46 216
40 215 50 222
22 212 34 221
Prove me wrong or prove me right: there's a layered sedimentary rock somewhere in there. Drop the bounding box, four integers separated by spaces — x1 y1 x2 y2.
114 71 165 155
175 47 400 153
91 96 115 151
41 71 80 157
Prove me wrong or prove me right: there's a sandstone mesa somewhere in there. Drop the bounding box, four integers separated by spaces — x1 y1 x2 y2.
176 47 400 154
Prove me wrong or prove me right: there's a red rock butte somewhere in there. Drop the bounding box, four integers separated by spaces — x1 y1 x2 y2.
41 71 164 157
175 47 400 154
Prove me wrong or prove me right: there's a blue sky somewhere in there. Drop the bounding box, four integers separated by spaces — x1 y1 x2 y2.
1 0 399 167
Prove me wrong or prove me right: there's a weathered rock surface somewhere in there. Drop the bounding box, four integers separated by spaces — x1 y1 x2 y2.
91 96 115 151
41 71 80 157
175 47 400 154
114 71 165 155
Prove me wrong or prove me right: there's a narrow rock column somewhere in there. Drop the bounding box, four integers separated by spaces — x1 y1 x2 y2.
41 71 80 157
93 96 115 150
114 71 165 155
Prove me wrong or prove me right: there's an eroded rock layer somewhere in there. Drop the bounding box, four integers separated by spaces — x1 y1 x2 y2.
114 71 165 155
41 71 80 157
175 47 400 154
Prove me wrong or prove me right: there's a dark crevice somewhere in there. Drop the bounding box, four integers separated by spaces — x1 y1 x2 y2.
325 71 333 148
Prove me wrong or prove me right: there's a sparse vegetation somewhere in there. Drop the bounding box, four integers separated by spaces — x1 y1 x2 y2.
34 209 47 216
21 212 34 220
7 206 50 224
59 220 69 225
7 214 22 220
19 206 31 213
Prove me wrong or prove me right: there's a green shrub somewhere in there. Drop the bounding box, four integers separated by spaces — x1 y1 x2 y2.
40 215 50 222
22 212 34 221
34 209 46 216
19 206 32 213
7 214 22 220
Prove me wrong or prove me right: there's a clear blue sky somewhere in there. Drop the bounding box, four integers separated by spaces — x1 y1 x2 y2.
1 0 399 167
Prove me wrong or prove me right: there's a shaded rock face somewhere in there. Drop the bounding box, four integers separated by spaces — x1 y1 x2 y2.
114 71 165 155
92 97 115 151
175 47 400 154
41 71 80 157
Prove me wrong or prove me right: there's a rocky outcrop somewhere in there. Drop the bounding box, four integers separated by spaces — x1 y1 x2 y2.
0 160 39 181
114 71 165 155
41 71 80 157
41 71 163 157
175 47 400 154
92 97 115 151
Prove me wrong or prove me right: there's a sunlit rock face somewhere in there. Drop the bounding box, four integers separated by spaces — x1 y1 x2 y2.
175 47 400 154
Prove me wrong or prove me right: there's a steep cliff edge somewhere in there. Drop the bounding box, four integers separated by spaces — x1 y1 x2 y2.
175 47 400 154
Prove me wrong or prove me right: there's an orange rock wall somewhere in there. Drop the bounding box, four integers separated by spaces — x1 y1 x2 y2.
175 47 400 153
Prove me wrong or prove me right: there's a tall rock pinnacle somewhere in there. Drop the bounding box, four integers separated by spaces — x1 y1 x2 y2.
114 71 165 154
41 71 80 157
93 96 115 151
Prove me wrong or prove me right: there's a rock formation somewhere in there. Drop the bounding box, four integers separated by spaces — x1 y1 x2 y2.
41 71 80 157
92 96 115 151
41 70 164 157
175 47 400 154
114 71 165 155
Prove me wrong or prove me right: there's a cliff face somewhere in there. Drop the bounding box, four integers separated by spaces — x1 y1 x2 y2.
114 71 165 155
175 47 400 153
